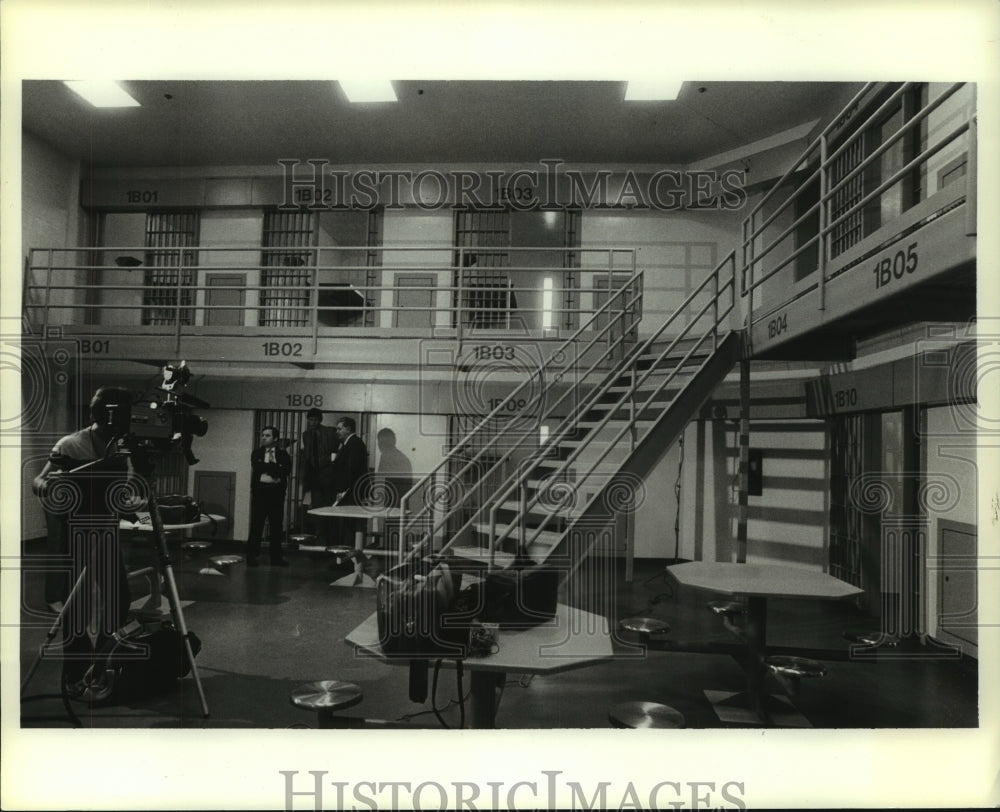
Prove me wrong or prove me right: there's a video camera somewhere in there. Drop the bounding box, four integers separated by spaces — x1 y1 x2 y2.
116 361 209 465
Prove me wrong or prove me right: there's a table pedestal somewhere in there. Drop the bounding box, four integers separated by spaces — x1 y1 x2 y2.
469 671 504 729
330 528 375 588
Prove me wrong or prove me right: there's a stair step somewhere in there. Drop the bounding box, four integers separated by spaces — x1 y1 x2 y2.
473 523 562 547
577 419 655 431
496 499 579 517
556 439 630 452
450 545 553 567
605 384 681 397
449 547 516 568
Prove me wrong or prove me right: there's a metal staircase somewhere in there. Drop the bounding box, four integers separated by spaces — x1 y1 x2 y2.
397 250 741 575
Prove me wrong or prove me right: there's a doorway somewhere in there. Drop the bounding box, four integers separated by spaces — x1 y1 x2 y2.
205 273 246 327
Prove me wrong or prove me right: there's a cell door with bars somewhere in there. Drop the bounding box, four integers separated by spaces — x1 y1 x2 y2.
829 413 880 614
142 212 200 326
454 209 512 329
260 210 316 328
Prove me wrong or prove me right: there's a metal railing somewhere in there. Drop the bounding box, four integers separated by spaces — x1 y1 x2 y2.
740 81 975 340
396 269 645 563
478 252 736 565
22 245 638 353
399 251 737 568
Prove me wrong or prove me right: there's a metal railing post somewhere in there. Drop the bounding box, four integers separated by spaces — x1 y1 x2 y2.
743 216 754 340
712 266 719 350
174 263 183 354
311 258 320 354
818 133 829 312
456 249 464 350
519 478 528 554
606 250 615 359
44 249 53 338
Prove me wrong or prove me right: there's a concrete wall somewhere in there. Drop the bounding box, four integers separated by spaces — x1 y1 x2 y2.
581 209 742 339
676 417 829 569
380 209 453 328
22 131 84 327
184 409 255 541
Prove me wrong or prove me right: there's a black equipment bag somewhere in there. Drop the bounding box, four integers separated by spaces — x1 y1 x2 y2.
72 620 202 704
376 557 472 658
478 555 560 629
157 494 202 525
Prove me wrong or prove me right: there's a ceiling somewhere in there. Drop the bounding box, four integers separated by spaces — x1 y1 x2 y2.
22 80 861 170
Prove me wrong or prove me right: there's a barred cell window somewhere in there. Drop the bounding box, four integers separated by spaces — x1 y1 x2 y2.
828 138 866 259
260 211 316 327
454 209 511 329
142 212 199 326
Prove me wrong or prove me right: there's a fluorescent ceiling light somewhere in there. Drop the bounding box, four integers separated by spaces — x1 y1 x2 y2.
340 80 397 103
624 80 683 101
63 80 140 108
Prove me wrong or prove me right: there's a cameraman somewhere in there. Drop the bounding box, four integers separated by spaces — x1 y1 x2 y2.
32 386 134 697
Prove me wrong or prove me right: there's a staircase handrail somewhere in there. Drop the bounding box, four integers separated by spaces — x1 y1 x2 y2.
398 270 644 557
483 252 736 559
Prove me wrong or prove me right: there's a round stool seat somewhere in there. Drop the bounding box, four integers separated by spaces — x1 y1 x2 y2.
843 629 899 647
290 680 363 713
182 540 212 552
208 554 244 569
326 545 354 557
765 655 826 679
609 701 685 729
619 616 670 636
286 533 314 552
708 600 743 618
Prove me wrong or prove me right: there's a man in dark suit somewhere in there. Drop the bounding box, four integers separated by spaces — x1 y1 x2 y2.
299 408 339 544
248 425 292 566
332 416 368 544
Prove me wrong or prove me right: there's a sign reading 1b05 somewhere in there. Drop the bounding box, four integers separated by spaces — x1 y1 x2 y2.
873 242 919 290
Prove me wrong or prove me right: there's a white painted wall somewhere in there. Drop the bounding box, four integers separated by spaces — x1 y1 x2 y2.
198 210 264 326
380 209 453 328
671 417 829 568
581 209 742 339
22 131 83 326
98 212 147 326
185 409 255 541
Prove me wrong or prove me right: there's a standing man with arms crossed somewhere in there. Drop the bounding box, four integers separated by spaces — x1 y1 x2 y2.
248 425 292 567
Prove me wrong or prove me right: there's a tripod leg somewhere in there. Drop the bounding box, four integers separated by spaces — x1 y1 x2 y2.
20 568 87 696
160 563 210 718
146 487 210 718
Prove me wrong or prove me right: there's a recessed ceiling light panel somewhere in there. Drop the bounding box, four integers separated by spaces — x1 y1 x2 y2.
339 80 398 103
63 80 140 108
624 80 683 101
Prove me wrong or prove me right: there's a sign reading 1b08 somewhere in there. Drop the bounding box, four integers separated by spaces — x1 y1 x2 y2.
873 242 918 290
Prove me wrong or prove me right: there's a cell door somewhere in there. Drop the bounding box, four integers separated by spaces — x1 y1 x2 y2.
937 520 978 653
205 273 246 326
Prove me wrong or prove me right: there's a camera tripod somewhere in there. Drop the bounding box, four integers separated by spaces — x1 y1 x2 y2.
21 462 210 722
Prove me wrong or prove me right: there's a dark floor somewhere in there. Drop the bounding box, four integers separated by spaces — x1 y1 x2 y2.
18 534 978 730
